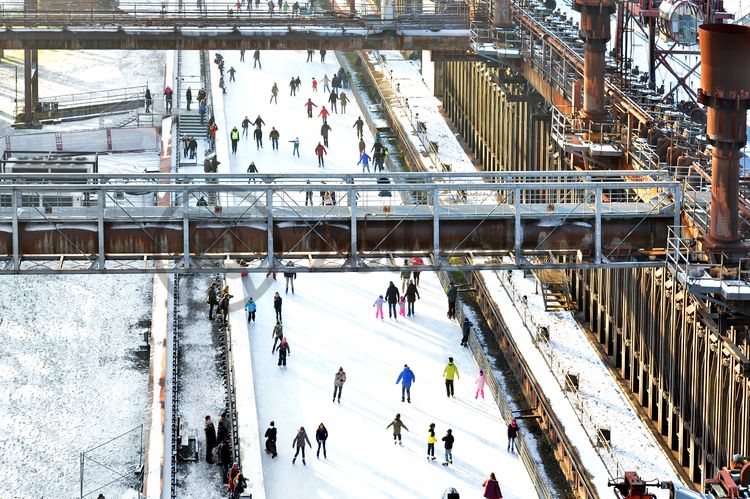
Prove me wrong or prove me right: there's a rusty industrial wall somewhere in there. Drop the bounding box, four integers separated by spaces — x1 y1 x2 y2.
570 267 750 485
434 60 552 173
432 57 750 488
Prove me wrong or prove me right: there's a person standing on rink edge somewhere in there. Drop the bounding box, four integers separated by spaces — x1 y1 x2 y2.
333 367 346 403
507 418 519 453
396 364 415 403
461 317 472 347
292 426 312 465
204 415 217 463
386 413 409 444
443 357 460 397
447 282 458 319
315 423 328 459
207 281 219 320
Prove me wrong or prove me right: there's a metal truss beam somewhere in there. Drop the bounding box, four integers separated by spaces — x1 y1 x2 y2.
0 172 680 274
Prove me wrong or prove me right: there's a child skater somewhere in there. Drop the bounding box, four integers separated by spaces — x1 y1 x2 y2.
373 295 385 320
398 295 406 317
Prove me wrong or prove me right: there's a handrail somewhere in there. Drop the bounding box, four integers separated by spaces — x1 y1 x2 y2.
468 268 599 498
434 271 554 499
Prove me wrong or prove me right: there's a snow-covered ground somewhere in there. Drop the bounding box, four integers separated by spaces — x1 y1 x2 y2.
0 275 151 498
477 266 684 497
174 275 229 498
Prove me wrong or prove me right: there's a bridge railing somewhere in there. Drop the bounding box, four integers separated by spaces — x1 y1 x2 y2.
0 0 471 28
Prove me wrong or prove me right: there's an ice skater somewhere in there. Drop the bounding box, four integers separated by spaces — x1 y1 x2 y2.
396 364 415 403
292 426 312 465
271 321 283 352
273 291 282 322
398 295 406 317
507 418 519 453
333 367 346 403
460 317 472 347
475 370 486 399
386 413 409 445
447 282 458 319
315 423 328 459
482 472 503 499
245 297 256 323
441 429 454 466
353 116 365 138
405 279 419 317
443 357 460 397
385 281 400 319
275 337 290 367
358 151 371 173
315 142 327 167
284 261 296 294
265 421 278 458
289 137 300 157
373 295 385 320
270 82 279 104
427 423 437 461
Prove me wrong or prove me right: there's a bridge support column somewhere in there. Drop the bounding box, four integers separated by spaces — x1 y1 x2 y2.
573 0 614 125
699 24 750 257
23 48 40 128
492 0 512 28
382 0 394 21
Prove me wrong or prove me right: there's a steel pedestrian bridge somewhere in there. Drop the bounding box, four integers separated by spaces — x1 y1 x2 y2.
0 0 470 50
0 171 680 274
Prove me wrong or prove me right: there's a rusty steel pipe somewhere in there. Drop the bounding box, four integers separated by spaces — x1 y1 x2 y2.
573 0 615 123
698 24 750 253
493 0 512 28
1 218 674 258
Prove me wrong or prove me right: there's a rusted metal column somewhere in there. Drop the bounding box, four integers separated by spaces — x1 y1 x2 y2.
492 0 512 28
573 0 615 123
698 24 750 255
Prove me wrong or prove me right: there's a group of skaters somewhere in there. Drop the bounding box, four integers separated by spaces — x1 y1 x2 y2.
226 0 309 17
203 413 248 497
212 49 391 175
373 258 424 320
206 281 233 326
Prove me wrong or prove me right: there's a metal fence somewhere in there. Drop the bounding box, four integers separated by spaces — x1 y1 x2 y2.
434 271 554 499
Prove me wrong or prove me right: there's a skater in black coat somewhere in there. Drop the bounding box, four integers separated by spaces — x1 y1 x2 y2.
275 337 290 366
273 291 283 322
385 281 400 320
265 421 278 458
461 317 472 347
316 423 328 459
204 415 217 463
441 429 454 466
405 279 420 317
447 283 458 319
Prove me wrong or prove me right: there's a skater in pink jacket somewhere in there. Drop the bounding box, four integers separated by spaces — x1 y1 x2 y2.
398 295 406 317
475 370 486 399
373 295 385 320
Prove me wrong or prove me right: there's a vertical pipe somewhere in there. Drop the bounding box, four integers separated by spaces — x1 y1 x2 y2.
266 190 274 268
514 187 522 262
23 48 33 126
98 188 105 270
595 186 602 264
432 186 440 265
11 188 19 271
648 18 656 91
350 187 358 267
574 0 614 123
182 189 190 268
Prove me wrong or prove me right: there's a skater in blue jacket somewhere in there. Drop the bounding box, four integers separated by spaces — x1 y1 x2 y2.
396 364 416 403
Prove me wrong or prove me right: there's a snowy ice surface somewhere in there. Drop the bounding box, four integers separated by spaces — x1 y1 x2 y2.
207 49 541 498
478 267 684 497
241 270 539 499
0 275 151 499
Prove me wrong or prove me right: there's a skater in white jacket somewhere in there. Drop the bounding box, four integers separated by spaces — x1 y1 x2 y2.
475 370 486 399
